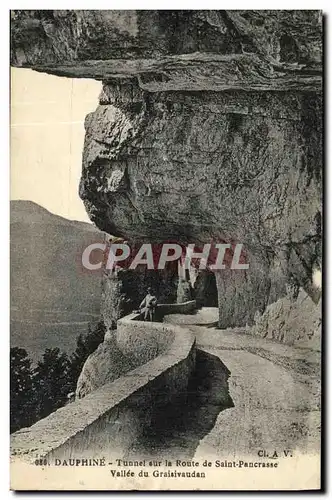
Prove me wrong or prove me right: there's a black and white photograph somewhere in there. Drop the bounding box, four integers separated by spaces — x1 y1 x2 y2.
9 9 323 491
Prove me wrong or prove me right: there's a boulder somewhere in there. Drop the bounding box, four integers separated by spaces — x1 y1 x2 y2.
251 287 321 348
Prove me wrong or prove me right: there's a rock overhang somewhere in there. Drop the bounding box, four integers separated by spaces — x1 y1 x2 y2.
11 10 322 92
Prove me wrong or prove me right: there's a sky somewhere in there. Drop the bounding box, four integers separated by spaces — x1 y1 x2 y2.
10 68 101 222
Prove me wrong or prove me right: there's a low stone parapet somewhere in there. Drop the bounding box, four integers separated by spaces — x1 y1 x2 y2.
11 314 196 463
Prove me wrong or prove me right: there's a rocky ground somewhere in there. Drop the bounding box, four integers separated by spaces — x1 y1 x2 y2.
193 324 320 457
128 310 320 460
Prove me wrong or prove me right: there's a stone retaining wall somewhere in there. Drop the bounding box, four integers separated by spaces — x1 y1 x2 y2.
116 300 196 365
157 300 196 316
11 316 196 462
116 312 176 365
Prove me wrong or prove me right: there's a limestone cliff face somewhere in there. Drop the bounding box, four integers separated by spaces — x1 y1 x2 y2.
11 10 322 327
81 82 322 325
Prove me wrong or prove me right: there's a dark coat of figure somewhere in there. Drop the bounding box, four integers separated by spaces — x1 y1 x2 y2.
139 288 158 321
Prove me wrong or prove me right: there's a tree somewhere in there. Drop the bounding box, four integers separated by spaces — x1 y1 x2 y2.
10 322 106 431
69 321 105 389
10 347 35 432
33 348 71 420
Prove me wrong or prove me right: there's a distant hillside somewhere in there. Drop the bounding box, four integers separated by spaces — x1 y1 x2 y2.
11 200 98 232
11 200 106 361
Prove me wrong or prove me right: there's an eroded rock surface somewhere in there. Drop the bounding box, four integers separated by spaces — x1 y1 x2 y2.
11 10 322 91
82 82 321 324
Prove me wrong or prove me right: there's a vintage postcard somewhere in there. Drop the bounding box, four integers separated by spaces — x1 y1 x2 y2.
10 10 322 491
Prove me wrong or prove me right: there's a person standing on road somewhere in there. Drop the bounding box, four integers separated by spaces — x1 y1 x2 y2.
139 287 158 321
